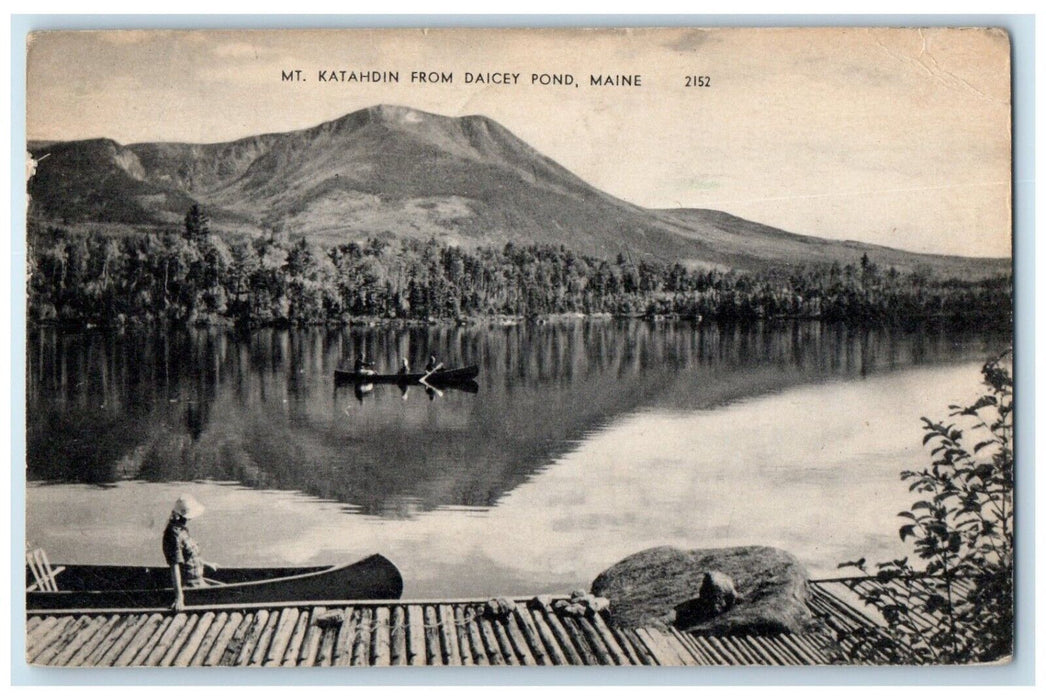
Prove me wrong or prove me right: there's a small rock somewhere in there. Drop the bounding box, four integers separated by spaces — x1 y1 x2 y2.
485 597 517 617
704 570 739 611
674 571 739 627
315 610 345 629
550 591 611 617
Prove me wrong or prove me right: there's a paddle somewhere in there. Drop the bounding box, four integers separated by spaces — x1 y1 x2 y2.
419 376 444 398
419 362 444 384
419 362 445 398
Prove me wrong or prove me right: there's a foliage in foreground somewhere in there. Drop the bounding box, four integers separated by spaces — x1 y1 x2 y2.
838 354 1014 664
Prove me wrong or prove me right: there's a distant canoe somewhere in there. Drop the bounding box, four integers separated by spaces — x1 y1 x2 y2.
334 365 479 385
26 554 403 611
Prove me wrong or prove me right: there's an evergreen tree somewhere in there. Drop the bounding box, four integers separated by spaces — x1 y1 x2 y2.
184 204 210 244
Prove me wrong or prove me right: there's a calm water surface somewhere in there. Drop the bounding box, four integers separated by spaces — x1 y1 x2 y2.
26 320 1006 596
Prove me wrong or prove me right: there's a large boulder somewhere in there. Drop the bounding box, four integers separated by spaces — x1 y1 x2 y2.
590 545 812 635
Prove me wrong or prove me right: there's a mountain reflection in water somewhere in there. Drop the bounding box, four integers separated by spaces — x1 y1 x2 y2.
27 320 1004 517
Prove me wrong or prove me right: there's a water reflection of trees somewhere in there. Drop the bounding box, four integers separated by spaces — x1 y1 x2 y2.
27 321 1005 514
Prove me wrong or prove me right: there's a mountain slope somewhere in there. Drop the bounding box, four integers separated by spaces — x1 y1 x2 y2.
27 105 1009 278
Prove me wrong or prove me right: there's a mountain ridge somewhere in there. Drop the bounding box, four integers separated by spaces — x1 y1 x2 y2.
27 104 1009 279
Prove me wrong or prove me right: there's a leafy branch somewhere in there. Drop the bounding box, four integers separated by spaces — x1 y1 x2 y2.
837 353 1013 664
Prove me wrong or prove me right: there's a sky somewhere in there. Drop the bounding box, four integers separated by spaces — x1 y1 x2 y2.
26 27 1012 258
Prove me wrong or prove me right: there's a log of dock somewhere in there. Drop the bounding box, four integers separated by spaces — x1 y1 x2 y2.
26 580 893 667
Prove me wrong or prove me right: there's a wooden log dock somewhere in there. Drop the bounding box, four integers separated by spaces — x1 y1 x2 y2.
25 580 890 668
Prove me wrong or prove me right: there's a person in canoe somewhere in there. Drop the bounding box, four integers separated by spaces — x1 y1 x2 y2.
424 354 440 373
354 354 376 376
163 494 219 611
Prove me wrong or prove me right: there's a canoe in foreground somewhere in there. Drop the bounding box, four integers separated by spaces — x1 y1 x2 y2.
26 554 403 611
334 365 479 385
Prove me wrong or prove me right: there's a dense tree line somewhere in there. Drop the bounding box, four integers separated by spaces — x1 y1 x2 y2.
28 214 1011 330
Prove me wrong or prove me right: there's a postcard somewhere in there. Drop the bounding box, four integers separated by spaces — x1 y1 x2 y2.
24 26 1013 668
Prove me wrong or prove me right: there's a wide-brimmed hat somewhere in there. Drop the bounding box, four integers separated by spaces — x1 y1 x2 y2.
172 494 205 520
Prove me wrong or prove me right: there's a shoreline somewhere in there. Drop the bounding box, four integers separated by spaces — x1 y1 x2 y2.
27 309 1010 334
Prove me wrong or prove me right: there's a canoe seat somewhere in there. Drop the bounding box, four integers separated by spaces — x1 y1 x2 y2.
26 548 65 592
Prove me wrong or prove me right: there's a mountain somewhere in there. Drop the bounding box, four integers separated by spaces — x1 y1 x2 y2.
27 104 1008 278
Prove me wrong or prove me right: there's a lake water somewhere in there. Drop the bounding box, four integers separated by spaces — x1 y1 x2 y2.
25 320 1007 597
